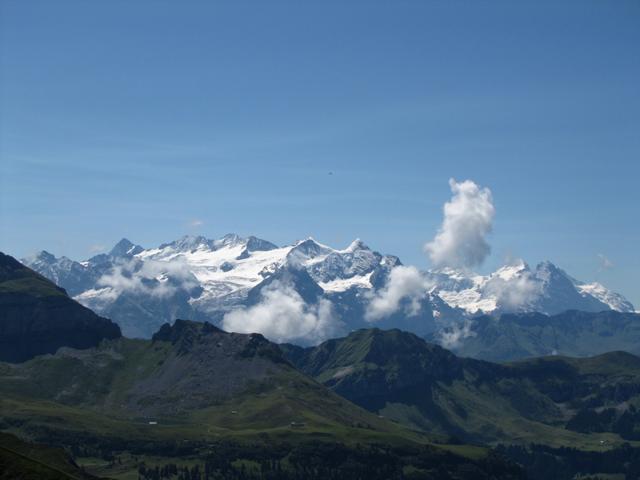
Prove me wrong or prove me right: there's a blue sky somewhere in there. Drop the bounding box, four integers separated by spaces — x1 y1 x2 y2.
1 0 639 305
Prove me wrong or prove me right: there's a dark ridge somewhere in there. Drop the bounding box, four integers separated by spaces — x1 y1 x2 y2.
0 252 121 363
152 319 222 344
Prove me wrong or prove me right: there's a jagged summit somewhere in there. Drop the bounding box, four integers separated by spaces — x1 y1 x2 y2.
29 250 57 263
152 319 223 344
290 237 334 257
20 234 634 341
343 238 368 253
109 238 144 257
159 235 213 251
214 233 244 249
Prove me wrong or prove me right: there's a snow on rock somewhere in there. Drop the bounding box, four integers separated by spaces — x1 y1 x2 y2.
21 235 635 340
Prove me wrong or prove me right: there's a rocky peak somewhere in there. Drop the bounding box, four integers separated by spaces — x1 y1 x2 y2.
214 233 244 249
109 238 144 258
344 238 368 252
33 250 57 264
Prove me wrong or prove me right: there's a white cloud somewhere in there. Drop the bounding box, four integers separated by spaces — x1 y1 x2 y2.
598 253 614 271
222 280 342 344
438 320 476 349
365 266 430 322
425 179 495 269
484 272 541 311
188 219 204 228
96 257 199 300
88 244 106 254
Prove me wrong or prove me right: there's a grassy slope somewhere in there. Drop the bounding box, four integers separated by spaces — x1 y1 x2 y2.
287 328 640 449
0 337 432 448
0 252 66 298
0 334 501 478
0 432 95 480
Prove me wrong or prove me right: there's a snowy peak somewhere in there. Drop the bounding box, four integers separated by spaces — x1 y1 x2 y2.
30 250 57 264
20 236 635 341
237 236 279 260
492 259 530 280
428 259 634 316
343 238 368 253
109 238 144 258
575 282 635 312
159 235 214 252
213 233 244 249
245 236 278 252
153 234 276 257
534 260 571 284
289 238 334 258
22 251 92 297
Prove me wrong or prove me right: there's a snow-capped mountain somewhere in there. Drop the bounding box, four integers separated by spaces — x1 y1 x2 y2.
22 235 402 338
22 234 634 342
427 260 633 316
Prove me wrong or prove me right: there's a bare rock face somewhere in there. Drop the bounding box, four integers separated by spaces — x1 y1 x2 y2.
120 319 291 416
0 252 121 363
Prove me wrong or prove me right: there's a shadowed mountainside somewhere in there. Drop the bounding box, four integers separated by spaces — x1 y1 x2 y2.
0 252 121 363
431 310 640 361
283 328 640 447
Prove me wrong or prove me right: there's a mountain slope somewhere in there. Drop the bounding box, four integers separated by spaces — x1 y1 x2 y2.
21 235 634 342
0 320 525 479
284 328 640 447
0 320 425 446
0 432 98 480
428 260 632 316
0 252 121 363
432 310 640 361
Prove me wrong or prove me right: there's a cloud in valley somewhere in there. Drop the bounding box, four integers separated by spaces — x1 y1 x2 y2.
365 266 430 321
425 179 495 269
95 257 199 300
222 280 343 344
438 320 476 349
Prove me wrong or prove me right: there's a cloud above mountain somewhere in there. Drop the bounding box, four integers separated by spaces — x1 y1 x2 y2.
222 280 343 344
188 219 204 228
598 253 614 271
425 179 495 269
365 266 430 321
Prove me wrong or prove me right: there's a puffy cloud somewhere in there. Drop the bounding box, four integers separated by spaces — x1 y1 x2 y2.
438 320 476 349
222 280 342 344
365 266 430 322
483 270 541 311
425 179 495 269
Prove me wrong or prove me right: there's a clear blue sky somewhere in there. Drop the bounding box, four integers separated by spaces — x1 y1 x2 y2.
1 1 638 305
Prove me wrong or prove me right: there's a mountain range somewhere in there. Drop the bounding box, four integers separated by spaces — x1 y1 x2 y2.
284 328 640 447
432 310 640 361
0 253 526 478
22 234 635 343
3 252 640 478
